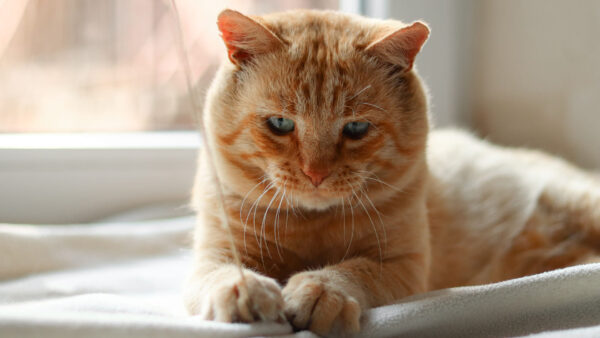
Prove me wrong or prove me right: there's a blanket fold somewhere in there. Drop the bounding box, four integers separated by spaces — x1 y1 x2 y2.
1 217 599 337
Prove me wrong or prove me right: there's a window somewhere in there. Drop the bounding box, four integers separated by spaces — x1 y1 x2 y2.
0 0 338 224
0 0 337 133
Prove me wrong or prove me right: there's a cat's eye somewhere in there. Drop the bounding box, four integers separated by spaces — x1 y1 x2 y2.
343 121 370 140
266 116 295 135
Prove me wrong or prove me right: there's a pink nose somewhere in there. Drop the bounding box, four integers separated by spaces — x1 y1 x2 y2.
301 168 330 187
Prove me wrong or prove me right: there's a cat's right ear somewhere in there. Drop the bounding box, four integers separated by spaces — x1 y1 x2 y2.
217 9 284 66
366 21 430 72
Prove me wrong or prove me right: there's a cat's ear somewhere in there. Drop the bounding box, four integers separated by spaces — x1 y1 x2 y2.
217 9 284 66
366 21 430 72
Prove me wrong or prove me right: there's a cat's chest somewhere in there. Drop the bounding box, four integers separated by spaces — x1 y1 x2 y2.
279 220 355 265
237 206 375 279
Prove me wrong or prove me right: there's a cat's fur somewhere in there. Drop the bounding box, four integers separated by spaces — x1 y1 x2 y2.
184 9 600 336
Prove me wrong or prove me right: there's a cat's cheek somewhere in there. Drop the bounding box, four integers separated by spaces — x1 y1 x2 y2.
282 271 361 335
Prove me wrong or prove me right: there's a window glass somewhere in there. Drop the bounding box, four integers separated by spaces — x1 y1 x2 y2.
0 0 337 132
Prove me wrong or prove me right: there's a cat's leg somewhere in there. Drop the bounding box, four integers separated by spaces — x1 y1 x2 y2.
540 173 600 244
530 169 600 269
525 150 600 255
489 152 600 280
184 256 285 323
282 255 427 335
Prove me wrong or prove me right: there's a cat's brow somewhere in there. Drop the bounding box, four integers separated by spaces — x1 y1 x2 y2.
255 104 296 118
358 102 387 113
346 84 372 102
342 103 386 118
342 85 384 117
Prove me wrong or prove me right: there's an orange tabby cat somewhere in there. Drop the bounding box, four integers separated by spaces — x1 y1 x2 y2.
184 9 600 336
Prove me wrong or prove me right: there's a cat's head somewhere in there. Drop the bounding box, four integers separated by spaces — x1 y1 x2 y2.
204 9 430 211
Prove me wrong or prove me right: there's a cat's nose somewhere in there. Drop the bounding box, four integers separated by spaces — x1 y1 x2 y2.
301 168 330 187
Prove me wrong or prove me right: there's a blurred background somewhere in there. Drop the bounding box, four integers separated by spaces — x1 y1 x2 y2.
1 0 599 223
0 0 336 132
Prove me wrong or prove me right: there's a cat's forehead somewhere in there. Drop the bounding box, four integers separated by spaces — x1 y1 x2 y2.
248 11 404 118
261 72 379 121
262 10 377 56
262 57 371 118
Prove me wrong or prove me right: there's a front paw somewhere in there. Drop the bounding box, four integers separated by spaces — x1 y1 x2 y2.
282 271 361 336
187 270 285 323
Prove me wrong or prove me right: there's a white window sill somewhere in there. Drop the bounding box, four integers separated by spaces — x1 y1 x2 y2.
0 132 200 150
0 132 200 224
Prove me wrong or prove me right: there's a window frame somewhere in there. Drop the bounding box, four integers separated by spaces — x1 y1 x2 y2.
0 132 199 224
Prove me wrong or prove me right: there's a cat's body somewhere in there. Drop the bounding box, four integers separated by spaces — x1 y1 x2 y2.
184 9 600 336
428 130 600 289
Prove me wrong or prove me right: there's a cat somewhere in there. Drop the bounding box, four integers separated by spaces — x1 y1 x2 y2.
183 9 600 336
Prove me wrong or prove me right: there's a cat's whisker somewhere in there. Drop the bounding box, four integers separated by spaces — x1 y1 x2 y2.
360 188 388 253
260 188 280 260
292 192 307 220
285 191 298 218
348 196 355 257
240 177 267 218
333 198 339 218
347 179 383 273
352 171 404 193
284 191 291 239
358 102 387 113
245 185 264 243
297 197 304 218
273 180 287 261
341 197 346 246
247 181 273 238
340 195 356 262
366 171 390 183
363 176 401 192
346 84 372 102
240 177 268 254
342 104 358 118
249 181 275 267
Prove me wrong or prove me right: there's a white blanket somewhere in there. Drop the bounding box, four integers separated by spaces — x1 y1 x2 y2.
1 216 599 338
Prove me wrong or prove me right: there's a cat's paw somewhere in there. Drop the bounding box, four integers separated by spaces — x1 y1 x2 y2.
282 271 361 336
187 270 285 323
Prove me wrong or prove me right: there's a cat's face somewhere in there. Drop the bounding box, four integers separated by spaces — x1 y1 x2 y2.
206 10 429 211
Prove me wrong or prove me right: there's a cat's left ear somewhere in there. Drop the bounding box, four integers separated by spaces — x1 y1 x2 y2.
217 9 284 66
366 21 430 72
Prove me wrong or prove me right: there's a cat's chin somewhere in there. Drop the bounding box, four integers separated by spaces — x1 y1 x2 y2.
298 199 337 211
294 191 341 211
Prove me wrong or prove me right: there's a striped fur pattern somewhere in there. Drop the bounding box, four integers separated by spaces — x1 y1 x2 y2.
184 9 600 336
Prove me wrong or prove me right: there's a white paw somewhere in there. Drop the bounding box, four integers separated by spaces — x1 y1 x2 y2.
188 270 285 323
283 271 361 336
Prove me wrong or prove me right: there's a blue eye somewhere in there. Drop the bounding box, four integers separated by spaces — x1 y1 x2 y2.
267 117 295 135
343 121 370 139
